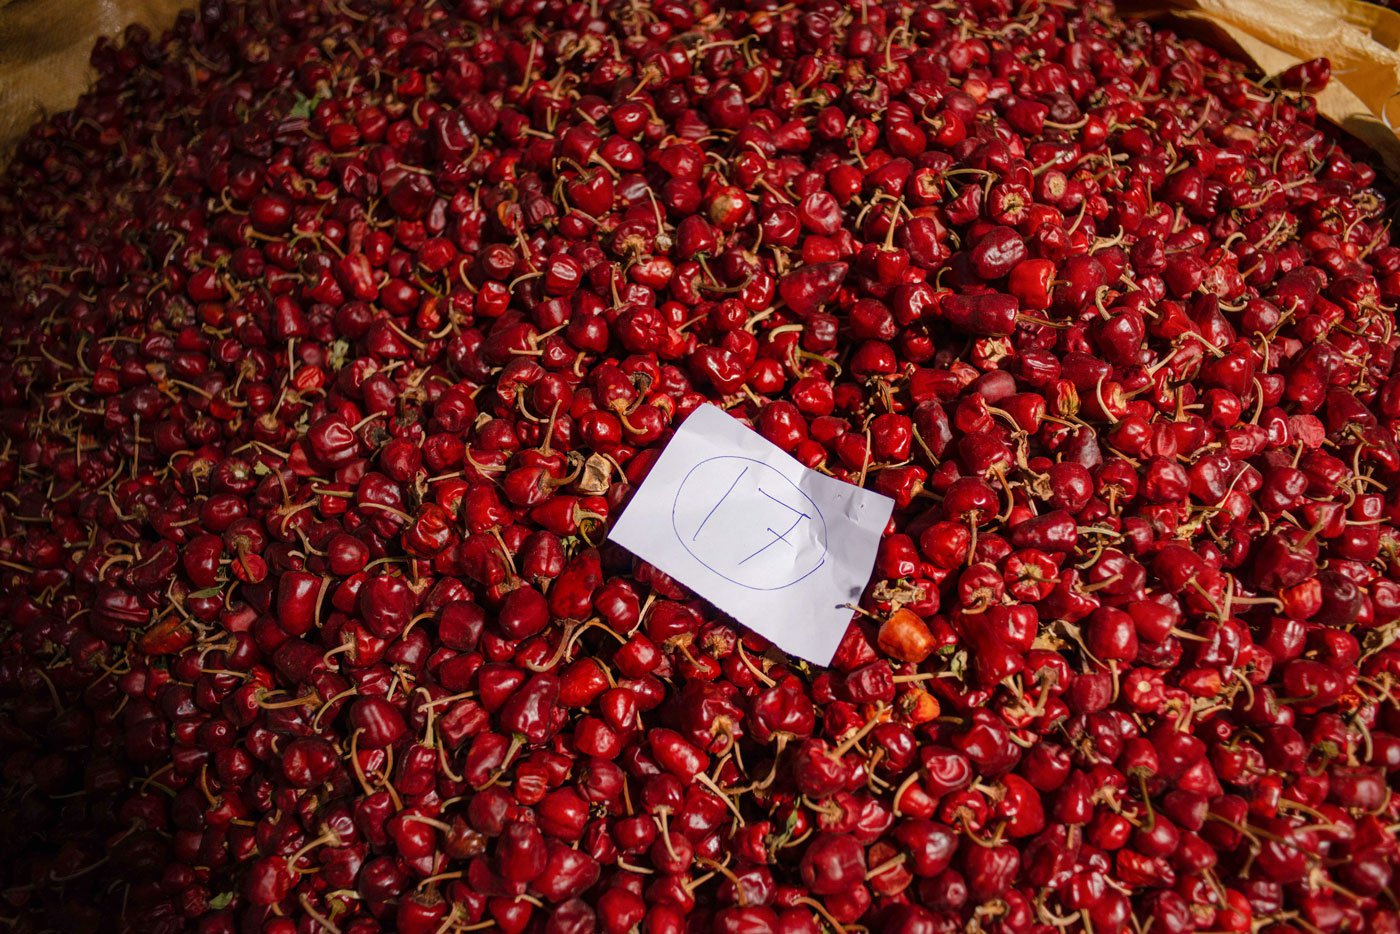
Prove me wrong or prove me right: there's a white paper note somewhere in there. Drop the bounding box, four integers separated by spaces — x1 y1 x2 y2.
608 404 894 666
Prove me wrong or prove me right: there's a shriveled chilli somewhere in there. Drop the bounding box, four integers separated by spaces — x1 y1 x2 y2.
0 0 1396 932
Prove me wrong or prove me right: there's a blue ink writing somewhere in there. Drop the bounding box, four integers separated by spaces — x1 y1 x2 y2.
671 456 829 591
693 465 747 541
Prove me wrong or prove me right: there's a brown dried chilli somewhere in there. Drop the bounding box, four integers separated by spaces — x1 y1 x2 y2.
0 0 1396 932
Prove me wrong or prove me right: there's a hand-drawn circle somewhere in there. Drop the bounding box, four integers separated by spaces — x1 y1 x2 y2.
671 456 829 591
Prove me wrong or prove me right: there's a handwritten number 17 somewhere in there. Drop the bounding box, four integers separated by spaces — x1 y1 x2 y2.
690 465 809 564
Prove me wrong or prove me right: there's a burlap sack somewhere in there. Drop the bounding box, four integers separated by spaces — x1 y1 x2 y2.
0 0 184 155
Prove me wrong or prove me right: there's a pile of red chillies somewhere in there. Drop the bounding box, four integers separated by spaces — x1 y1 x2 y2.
0 0 1397 931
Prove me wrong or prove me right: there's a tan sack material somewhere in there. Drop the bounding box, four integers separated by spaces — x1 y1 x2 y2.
0 0 185 156
3 0 1400 171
